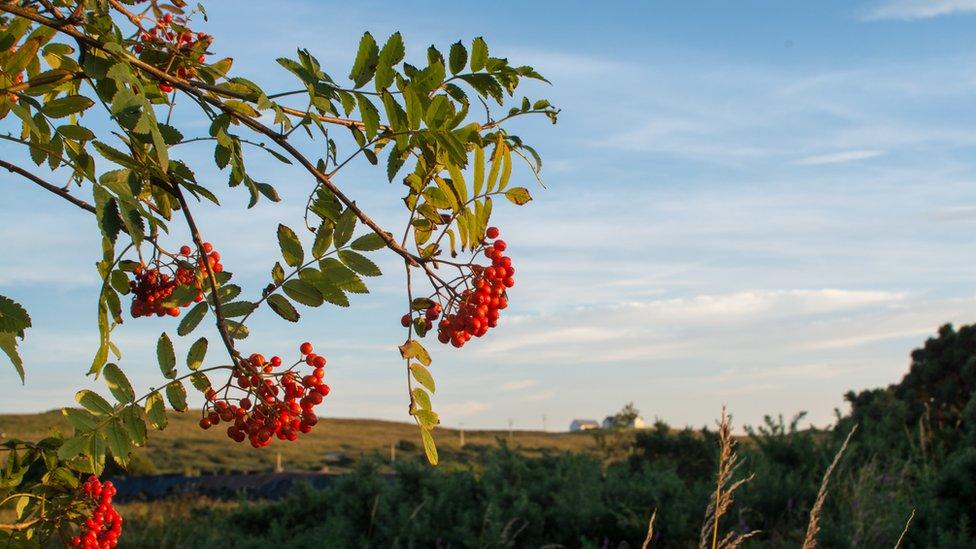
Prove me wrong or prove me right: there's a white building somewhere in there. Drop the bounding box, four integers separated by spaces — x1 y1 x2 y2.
569 419 600 432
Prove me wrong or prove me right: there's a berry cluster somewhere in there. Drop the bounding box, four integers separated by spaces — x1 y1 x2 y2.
433 226 514 348
131 12 211 93
70 476 121 549
198 342 330 448
129 242 221 318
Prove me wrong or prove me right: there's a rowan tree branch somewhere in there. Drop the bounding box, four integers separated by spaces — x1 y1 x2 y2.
170 183 240 361
0 159 95 213
0 518 40 532
0 3 419 264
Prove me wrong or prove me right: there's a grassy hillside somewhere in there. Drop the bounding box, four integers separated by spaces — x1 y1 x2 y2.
0 410 596 474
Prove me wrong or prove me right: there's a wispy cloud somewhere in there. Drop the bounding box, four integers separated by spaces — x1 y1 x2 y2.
501 379 540 391
795 150 885 165
863 0 976 21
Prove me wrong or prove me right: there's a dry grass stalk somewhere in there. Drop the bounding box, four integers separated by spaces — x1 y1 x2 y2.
642 509 657 549
801 424 859 549
893 509 916 549
698 406 757 549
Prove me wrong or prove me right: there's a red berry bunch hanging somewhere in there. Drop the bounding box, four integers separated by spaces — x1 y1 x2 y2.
129 242 221 318
198 342 330 448
131 11 211 93
70 476 122 549
423 226 514 348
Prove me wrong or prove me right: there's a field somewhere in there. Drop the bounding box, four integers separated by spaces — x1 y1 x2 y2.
0 410 596 474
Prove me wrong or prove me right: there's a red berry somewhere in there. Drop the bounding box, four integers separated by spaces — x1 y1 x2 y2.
401 314 411 327
486 226 500 239
493 240 507 252
300 342 313 355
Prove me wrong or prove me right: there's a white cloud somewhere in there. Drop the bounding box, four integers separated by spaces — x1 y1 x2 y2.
440 401 491 417
795 150 885 165
864 0 976 20
501 379 540 391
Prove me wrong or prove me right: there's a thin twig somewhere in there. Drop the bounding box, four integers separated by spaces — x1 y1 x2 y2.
893 509 915 549
0 159 95 213
0 518 40 532
642 509 657 549
170 183 239 361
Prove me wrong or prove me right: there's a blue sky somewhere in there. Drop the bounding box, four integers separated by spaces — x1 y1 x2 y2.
3 0 976 432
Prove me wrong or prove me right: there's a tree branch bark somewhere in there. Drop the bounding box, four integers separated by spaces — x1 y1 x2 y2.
0 159 96 213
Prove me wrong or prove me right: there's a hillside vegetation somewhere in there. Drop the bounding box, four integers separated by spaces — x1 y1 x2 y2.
0 412 595 474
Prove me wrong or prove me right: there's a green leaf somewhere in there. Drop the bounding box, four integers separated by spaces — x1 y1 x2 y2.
486 139 504 193
145 391 167 430
282 279 324 307
351 232 387 251
0 295 31 333
87 432 107 476
409 363 436 392
109 270 130 295
420 428 438 465
473 144 485 196
272 262 286 285
375 32 404 90
400 339 432 366
447 163 470 205
76 390 114 416
404 86 422 130
225 320 250 339
177 301 208 336
499 144 512 190
57 435 88 461
0 332 25 383
349 32 379 88
103 363 135 403
357 94 380 140
216 284 241 303
412 388 432 411
319 259 368 294
104 420 132 465
57 124 95 141
449 41 468 75
157 332 177 379
338 250 382 277
221 300 256 317
120 405 147 446
505 187 532 206
165 381 188 412
42 95 94 118
312 223 334 259
63 408 97 431
413 409 440 429
470 37 488 72
186 337 208 371
277 224 304 267
267 294 300 322
189 372 212 393
334 208 357 247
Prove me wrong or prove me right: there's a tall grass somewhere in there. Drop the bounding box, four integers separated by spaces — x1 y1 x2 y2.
698 407 758 549
801 424 858 549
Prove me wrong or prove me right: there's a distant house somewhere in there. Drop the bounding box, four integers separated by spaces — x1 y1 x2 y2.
569 419 600 432
601 415 646 430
